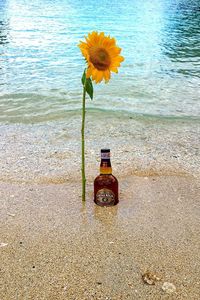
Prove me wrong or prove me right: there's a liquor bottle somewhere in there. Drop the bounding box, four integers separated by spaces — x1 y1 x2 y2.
94 149 119 206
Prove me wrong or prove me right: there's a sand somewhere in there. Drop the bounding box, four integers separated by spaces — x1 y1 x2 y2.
0 114 200 299
1 175 200 300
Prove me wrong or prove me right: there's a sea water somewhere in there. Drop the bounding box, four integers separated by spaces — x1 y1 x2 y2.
0 0 200 124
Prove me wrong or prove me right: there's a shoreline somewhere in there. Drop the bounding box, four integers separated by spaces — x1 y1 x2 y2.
0 113 199 186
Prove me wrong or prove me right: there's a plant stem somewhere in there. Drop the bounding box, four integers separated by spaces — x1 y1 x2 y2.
81 79 86 202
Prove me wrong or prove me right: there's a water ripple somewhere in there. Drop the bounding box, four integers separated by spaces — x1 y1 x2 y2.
0 0 200 123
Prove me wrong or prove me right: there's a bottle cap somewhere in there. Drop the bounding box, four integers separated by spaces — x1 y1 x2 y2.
101 149 110 153
101 149 110 159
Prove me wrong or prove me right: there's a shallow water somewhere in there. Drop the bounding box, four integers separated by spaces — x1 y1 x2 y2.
0 0 200 123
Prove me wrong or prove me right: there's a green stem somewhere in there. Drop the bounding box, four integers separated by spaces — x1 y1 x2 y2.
81 79 87 202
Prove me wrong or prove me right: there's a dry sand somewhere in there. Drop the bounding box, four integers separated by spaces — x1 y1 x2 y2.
1 175 200 300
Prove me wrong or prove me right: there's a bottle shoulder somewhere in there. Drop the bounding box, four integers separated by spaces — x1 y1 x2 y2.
94 174 118 183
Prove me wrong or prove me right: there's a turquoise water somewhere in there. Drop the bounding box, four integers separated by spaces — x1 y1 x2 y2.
0 0 200 123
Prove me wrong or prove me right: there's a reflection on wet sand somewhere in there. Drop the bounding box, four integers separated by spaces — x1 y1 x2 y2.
93 205 118 228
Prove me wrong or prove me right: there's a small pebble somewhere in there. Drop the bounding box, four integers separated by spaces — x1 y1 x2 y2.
142 271 161 285
7 213 15 217
162 282 176 294
0 242 8 248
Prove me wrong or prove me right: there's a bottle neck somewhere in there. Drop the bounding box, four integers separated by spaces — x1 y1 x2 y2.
100 159 112 174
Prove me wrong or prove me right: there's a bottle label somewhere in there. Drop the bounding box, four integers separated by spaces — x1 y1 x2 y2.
96 188 115 205
101 152 110 160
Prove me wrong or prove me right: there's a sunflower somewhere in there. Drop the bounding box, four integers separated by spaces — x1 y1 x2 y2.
78 31 124 83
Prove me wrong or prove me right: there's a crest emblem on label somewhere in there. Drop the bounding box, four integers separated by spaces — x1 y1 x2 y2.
96 188 115 204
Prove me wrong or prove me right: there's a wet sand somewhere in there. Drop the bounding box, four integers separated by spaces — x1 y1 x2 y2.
0 113 199 185
1 175 200 300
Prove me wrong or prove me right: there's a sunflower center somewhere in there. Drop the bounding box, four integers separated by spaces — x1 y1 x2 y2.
89 47 111 70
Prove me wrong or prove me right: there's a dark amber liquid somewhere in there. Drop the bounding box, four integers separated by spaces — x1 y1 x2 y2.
94 159 118 206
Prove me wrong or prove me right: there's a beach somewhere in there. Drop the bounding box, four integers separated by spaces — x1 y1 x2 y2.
1 1 200 298
1 115 200 299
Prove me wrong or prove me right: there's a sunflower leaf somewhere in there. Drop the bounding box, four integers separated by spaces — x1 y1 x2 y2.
81 70 86 86
86 77 93 100
82 70 93 100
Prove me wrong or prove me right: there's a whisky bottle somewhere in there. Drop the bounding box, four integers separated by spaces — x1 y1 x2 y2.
94 149 119 206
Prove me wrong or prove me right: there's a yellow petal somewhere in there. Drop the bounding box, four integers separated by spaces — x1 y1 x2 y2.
117 55 124 62
86 67 92 78
103 70 111 82
98 32 105 45
95 71 104 83
108 47 121 56
110 61 121 68
91 68 98 81
110 66 118 73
